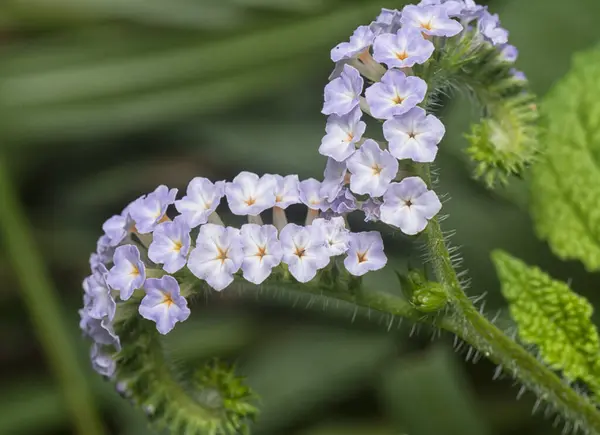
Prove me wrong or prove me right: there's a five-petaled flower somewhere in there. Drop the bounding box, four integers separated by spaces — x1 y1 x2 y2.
175 177 225 228
138 275 191 335
129 185 178 234
323 65 364 116
107 244 146 301
372 27 435 69
312 217 350 257
280 224 330 283
240 224 283 284
380 176 442 235
346 139 399 197
330 25 375 62
320 107 366 162
400 5 463 37
266 174 301 209
225 172 277 216
344 231 388 276
187 224 244 291
148 219 192 273
365 69 427 120
83 264 116 321
300 178 330 211
383 107 445 163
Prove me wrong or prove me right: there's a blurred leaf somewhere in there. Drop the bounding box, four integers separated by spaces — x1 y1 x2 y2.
301 421 396 435
492 250 600 396
379 345 490 435
530 46 600 271
243 324 397 434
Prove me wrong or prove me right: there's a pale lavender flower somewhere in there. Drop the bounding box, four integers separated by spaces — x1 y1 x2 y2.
320 158 347 202
225 172 276 216
346 139 399 197
323 65 364 116
383 107 445 163
361 198 382 222
79 312 120 350
329 188 357 214
106 244 146 301
280 224 330 283
331 26 375 62
478 11 508 45
175 177 225 228
380 176 442 235
83 265 116 321
90 344 116 378
240 224 283 285
499 44 518 63
265 174 301 209
418 0 464 17
365 69 427 120
148 219 191 273
511 68 527 81
319 107 366 162
372 27 435 69
401 5 463 37
462 0 485 19
138 276 191 335
344 232 388 276
300 178 330 211
129 185 178 234
370 8 402 35
187 224 243 291
102 204 134 247
312 217 349 256
90 235 114 271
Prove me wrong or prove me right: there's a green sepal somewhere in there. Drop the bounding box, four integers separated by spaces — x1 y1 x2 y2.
492 250 600 398
396 269 449 314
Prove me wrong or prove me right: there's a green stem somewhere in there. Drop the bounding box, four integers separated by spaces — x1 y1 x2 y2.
413 162 600 433
0 155 105 435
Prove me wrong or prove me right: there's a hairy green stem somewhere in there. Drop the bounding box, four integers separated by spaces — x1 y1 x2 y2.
0 155 106 435
414 162 600 433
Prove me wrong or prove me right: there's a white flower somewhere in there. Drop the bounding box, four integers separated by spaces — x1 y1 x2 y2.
383 107 445 163
380 176 442 235
148 219 191 273
187 224 243 291
320 158 347 202
299 178 330 211
175 177 225 228
312 217 349 256
344 231 388 276
319 107 366 162
225 172 276 216
240 224 283 284
346 139 399 197
330 25 375 62
264 174 300 209
280 224 330 283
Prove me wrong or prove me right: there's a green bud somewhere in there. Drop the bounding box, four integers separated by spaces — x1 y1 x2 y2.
411 283 449 313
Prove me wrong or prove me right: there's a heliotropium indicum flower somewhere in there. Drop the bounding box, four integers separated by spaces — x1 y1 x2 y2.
312 217 349 257
344 231 388 276
129 185 178 234
380 176 442 235
370 8 402 36
361 198 382 222
400 5 463 37
79 312 120 350
499 44 518 63
148 219 191 273
138 275 191 335
319 107 366 162
187 224 243 291
300 178 330 211
106 244 146 301
280 224 330 282
418 0 464 17
323 65 364 116
91 343 116 378
329 188 357 215
266 174 300 209
83 265 116 321
383 107 445 162
225 172 276 216
240 224 283 284
330 25 375 62
478 11 508 46
372 27 435 69
365 69 427 120
174 177 225 228
346 139 399 197
320 158 347 202
102 204 134 247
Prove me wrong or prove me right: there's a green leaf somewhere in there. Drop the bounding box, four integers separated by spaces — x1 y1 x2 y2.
492 250 600 396
530 46 600 271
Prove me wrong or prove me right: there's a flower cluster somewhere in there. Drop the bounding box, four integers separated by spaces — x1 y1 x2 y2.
81 173 390 376
320 0 522 233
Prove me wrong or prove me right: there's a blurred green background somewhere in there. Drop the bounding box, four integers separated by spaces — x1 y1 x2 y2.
2 0 600 434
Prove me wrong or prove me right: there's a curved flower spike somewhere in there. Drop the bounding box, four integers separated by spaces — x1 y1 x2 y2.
107 244 146 301
138 276 191 335
380 176 442 235
175 177 225 228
